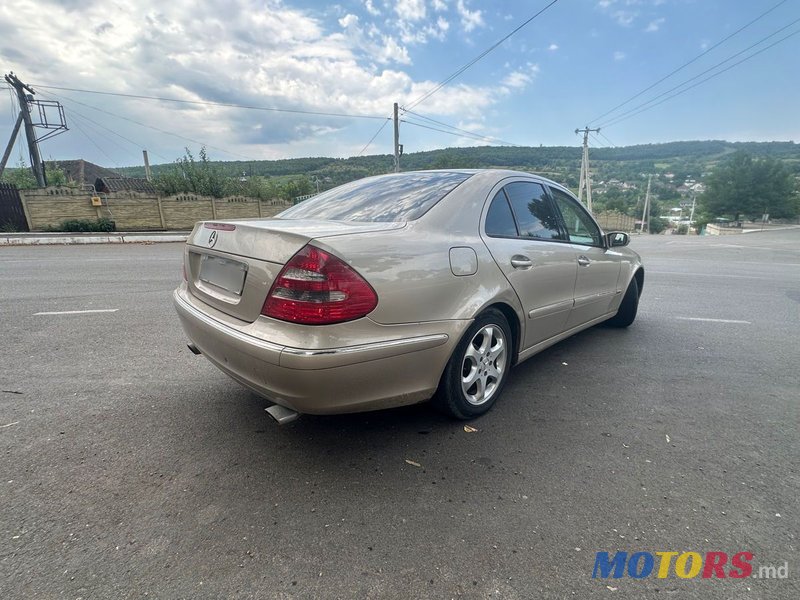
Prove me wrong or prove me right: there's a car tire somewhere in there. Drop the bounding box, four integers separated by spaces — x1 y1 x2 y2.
606 276 639 328
434 308 513 420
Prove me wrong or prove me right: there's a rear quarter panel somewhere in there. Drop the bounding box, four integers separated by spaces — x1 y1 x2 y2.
314 223 523 326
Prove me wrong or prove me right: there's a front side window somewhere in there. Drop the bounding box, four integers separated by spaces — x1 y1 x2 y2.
549 187 602 246
504 182 563 241
277 171 471 222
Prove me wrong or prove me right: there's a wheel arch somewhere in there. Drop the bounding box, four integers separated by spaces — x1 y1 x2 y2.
633 266 644 297
481 301 522 365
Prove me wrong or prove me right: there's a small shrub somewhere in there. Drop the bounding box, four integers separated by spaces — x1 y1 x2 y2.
45 218 116 232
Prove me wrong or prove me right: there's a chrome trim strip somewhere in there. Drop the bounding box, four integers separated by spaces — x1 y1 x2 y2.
174 290 285 354
281 334 450 357
175 290 449 358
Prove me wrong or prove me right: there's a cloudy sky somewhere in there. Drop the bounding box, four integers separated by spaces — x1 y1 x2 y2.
1 0 797 168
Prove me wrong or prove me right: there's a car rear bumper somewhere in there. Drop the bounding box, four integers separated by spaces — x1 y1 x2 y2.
173 287 466 414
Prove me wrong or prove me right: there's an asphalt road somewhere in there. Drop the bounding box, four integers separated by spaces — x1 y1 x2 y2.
1 230 798 599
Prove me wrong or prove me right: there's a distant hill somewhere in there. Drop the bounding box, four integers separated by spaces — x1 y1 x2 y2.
117 140 800 191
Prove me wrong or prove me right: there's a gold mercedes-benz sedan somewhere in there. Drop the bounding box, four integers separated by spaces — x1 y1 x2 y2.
174 169 643 421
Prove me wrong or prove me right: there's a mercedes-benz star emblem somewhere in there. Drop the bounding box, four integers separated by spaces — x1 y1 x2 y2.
208 230 218 248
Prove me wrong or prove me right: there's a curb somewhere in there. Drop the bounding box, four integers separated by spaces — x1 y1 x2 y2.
0 232 189 246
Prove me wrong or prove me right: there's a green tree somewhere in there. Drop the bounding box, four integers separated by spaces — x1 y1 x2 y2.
44 160 69 186
0 158 38 189
155 147 227 198
700 151 797 221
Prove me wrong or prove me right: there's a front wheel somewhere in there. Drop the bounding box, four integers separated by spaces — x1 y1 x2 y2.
606 276 639 328
434 309 512 420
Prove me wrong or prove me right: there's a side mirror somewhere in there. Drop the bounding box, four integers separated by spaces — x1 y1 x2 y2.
606 231 629 247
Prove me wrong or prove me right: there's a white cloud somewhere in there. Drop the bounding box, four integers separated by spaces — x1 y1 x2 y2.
432 0 448 11
644 17 665 32
377 35 411 64
339 13 359 29
548 43 559 51
456 0 484 33
394 0 426 22
364 0 380 16
613 10 636 26
500 64 540 90
613 50 627 60
0 0 530 161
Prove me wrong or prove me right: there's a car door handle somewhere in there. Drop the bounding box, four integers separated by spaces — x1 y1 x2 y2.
511 255 533 269
577 255 591 267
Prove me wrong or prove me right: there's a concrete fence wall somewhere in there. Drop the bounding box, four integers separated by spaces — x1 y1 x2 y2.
594 210 636 232
19 187 293 231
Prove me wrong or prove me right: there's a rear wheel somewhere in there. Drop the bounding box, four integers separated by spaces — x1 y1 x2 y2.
607 276 639 328
434 309 512 420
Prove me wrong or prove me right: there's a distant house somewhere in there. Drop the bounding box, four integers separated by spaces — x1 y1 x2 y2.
95 177 158 195
57 159 121 187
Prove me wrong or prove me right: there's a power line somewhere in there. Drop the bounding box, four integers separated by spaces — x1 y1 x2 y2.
602 24 800 128
598 131 617 148
357 117 392 156
401 118 519 146
589 0 791 125
401 108 519 146
67 114 121 168
589 133 607 148
48 90 259 161
31 84 389 121
37 89 170 162
404 0 561 111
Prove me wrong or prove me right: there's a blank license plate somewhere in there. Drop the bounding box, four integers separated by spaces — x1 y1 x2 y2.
199 255 248 295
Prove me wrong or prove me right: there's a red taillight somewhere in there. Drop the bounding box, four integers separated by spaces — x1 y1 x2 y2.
261 245 377 325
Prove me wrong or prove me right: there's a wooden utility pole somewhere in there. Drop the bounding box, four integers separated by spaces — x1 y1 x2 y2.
4 73 46 186
393 102 400 173
575 126 600 213
0 113 24 177
143 150 152 181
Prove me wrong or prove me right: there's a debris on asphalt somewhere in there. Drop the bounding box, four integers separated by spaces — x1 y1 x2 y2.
1 390 23 394
606 585 618 591
0 421 20 429
463 425 478 433
561 362 568 366
665 434 671 443
405 459 421 468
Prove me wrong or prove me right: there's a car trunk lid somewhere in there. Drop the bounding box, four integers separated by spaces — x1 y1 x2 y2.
184 219 404 322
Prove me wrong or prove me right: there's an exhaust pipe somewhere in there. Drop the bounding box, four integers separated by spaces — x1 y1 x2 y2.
265 404 300 425
187 343 201 355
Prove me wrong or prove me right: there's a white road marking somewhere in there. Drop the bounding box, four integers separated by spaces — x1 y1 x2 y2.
34 309 119 316
650 270 776 281
677 317 751 324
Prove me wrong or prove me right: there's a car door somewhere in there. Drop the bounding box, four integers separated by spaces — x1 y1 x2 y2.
481 181 578 349
548 186 622 328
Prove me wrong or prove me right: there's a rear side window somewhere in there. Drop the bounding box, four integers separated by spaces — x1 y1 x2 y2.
504 182 563 241
485 191 518 237
277 172 471 222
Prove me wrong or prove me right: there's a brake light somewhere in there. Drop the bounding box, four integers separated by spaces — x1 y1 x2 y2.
262 245 377 325
204 222 236 231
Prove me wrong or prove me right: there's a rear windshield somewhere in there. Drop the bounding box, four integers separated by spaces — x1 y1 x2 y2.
276 171 471 222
